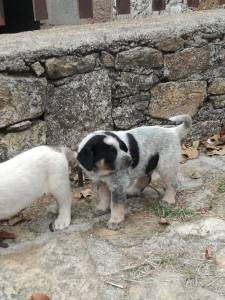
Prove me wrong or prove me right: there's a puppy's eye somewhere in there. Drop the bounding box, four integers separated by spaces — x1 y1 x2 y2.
109 145 115 150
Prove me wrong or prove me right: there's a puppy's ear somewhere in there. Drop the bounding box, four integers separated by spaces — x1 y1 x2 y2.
77 147 93 171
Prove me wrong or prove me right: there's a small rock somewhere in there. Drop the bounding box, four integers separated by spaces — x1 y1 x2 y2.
219 48 225 66
115 47 163 71
101 51 115 68
6 121 32 133
31 62 45 77
208 78 225 95
173 217 225 241
209 95 225 109
201 32 223 41
45 54 97 80
112 94 149 129
155 37 184 52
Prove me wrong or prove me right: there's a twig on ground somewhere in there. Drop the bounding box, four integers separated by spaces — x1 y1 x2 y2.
104 281 124 289
205 276 224 287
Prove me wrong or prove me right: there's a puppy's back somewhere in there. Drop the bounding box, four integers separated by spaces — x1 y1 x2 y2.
0 146 72 220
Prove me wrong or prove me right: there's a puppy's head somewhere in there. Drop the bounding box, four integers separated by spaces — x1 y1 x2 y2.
77 134 131 176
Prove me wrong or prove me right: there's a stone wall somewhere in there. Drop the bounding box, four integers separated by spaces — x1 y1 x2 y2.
112 0 189 19
0 10 225 160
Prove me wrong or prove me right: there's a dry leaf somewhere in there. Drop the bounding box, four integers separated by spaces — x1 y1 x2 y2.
207 147 225 156
30 293 50 300
205 129 225 156
74 191 83 199
81 189 92 198
198 206 212 214
190 171 201 179
181 145 199 159
70 173 79 182
207 134 221 146
180 154 188 164
74 189 92 199
159 217 170 226
204 142 219 150
8 215 27 226
205 248 213 260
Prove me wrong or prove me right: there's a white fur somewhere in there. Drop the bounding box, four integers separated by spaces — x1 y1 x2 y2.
0 146 72 230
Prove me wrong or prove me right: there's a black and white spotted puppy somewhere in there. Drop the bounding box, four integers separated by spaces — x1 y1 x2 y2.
0 146 75 230
77 114 192 230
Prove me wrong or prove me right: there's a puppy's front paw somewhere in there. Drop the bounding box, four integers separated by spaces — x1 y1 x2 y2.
107 221 124 231
53 216 71 231
94 208 110 217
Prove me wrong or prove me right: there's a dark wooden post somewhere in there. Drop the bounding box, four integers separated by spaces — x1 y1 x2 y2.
32 0 48 21
152 0 166 11
116 0 130 14
0 0 5 25
78 0 93 18
187 0 200 8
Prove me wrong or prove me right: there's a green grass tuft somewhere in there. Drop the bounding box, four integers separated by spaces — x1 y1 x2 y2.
217 180 225 193
149 201 194 218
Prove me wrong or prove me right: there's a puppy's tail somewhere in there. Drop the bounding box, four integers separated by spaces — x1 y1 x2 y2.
169 114 192 141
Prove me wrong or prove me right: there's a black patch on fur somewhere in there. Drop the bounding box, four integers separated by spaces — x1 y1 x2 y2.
145 153 159 175
104 132 128 153
127 133 139 168
77 135 117 171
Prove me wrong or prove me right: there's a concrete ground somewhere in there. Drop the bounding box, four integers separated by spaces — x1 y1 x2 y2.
1 154 225 300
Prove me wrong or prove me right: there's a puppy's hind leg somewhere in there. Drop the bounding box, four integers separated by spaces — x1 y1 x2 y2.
161 180 177 207
95 182 111 216
126 176 151 197
158 167 178 207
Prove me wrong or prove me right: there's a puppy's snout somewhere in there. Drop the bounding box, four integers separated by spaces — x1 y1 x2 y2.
122 154 132 167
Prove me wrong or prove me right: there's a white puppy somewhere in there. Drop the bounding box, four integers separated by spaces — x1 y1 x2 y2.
0 146 74 230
